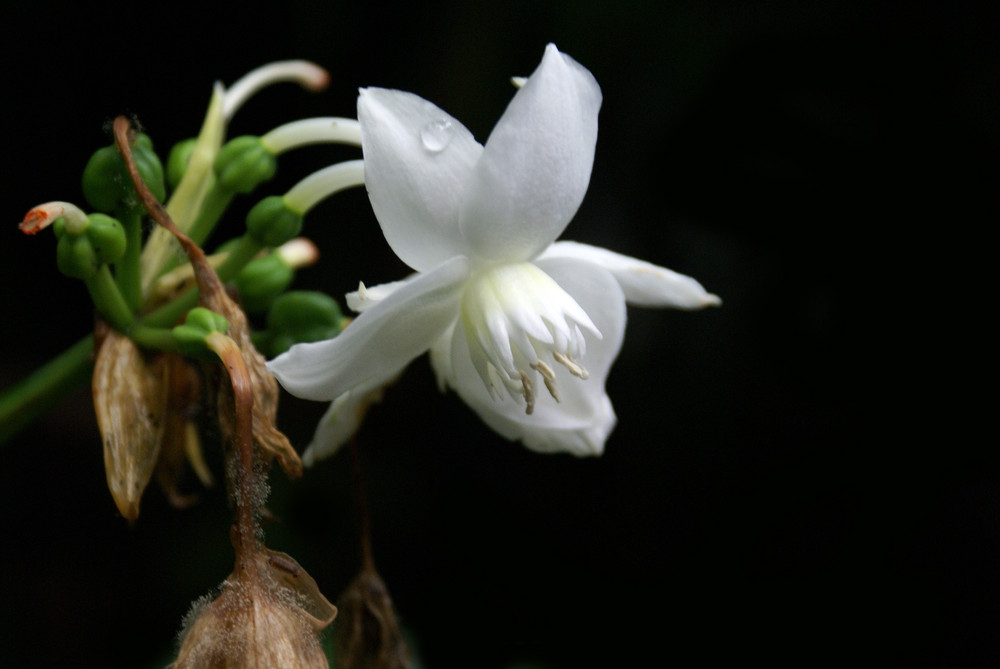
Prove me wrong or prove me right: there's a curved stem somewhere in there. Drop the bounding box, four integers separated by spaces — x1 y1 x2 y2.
85 266 135 333
115 207 143 310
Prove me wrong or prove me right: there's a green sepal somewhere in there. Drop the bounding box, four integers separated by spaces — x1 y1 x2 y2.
261 291 346 357
54 214 126 279
166 138 198 189
234 253 294 313
245 196 303 248
172 307 229 360
214 136 277 194
81 134 165 213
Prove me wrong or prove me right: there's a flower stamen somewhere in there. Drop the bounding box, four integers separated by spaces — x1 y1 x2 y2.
553 351 589 379
519 370 536 415
531 360 560 402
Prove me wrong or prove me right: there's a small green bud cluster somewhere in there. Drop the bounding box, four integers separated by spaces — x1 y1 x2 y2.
214 136 277 194
246 196 304 248
81 133 166 214
53 213 127 280
172 307 230 359
258 291 348 358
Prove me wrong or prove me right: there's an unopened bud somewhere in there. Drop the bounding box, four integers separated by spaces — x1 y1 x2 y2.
82 133 165 213
234 253 294 313
172 308 230 359
214 136 277 194
54 213 127 280
245 195 303 248
166 137 198 189
262 291 346 357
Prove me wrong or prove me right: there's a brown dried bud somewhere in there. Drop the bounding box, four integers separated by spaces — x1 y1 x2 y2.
170 544 336 668
92 329 168 520
336 566 411 669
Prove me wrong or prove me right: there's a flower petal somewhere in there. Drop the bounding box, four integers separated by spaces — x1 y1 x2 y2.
447 257 624 456
539 241 722 309
301 383 387 465
460 44 603 262
267 256 469 401
359 88 484 272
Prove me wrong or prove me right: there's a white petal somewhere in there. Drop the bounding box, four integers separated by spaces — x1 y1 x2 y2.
447 258 625 456
267 256 469 401
460 44 602 262
359 88 484 272
345 276 412 313
301 391 366 466
538 241 722 309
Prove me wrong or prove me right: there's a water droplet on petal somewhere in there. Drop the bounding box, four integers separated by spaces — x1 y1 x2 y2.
420 120 453 153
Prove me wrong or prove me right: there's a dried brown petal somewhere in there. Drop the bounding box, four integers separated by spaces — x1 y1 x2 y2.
336 566 411 669
156 354 209 508
207 287 302 478
92 330 168 520
170 544 335 668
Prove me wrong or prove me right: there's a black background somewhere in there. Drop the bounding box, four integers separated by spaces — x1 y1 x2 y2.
0 1 993 667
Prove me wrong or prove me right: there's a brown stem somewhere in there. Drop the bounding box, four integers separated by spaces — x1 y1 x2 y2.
348 437 375 572
112 116 225 301
115 116 259 572
207 332 257 574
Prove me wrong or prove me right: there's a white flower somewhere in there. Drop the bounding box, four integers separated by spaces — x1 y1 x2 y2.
268 44 720 461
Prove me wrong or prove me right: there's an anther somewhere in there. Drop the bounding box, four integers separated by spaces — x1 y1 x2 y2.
531 361 560 402
519 370 536 415
553 351 589 379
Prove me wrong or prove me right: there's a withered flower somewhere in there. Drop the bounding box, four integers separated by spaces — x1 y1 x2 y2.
92 327 167 520
171 542 336 668
336 564 411 669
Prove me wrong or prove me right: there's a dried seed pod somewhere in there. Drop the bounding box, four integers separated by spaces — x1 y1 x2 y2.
156 353 211 508
170 544 335 668
336 565 411 669
92 330 168 520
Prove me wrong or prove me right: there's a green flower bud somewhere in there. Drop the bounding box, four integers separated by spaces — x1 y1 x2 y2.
81 133 166 213
234 253 295 313
214 136 277 194
263 291 345 357
172 307 229 359
54 213 127 279
245 196 303 248
166 137 198 189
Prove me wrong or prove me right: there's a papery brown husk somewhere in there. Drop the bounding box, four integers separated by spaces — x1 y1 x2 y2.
92 328 168 520
170 544 336 668
336 566 411 669
155 353 210 508
202 286 303 479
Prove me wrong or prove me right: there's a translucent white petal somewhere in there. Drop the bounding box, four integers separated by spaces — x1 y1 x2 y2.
345 276 412 313
301 390 368 466
460 44 602 262
447 258 625 455
267 256 469 401
359 88 484 272
538 241 722 309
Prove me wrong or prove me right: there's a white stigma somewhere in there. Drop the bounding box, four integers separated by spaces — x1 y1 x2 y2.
460 262 600 414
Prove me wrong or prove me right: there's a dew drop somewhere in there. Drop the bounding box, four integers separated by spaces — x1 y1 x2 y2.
420 119 453 152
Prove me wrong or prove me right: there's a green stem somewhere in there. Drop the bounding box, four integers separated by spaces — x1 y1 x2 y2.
115 207 143 311
143 234 262 328
85 266 136 332
0 335 94 445
0 235 264 444
129 324 178 351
